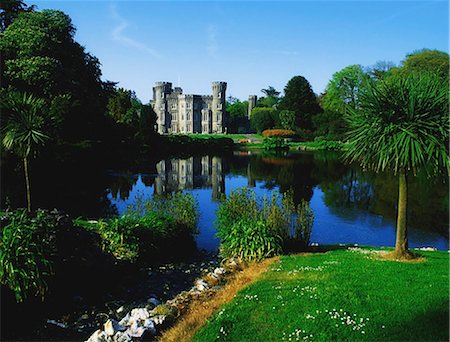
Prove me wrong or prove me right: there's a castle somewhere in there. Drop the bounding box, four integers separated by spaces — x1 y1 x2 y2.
151 81 227 134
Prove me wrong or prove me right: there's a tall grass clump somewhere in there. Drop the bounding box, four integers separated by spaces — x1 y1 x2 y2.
74 192 199 261
0 209 57 302
216 188 314 261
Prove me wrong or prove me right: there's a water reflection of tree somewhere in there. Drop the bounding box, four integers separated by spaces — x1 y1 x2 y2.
320 167 449 236
109 172 138 200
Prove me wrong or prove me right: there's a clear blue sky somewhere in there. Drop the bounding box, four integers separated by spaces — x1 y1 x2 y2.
33 1 448 103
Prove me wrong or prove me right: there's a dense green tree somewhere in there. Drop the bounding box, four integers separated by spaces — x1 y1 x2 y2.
398 49 449 80
261 86 280 97
1 92 55 212
321 65 370 115
345 72 449 258
256 96 280 109
226 98 249 133
250 107 279 133
0 9 109 141
312 110 346 141
0 0 34 32
279 110 296 130
280 76 320 129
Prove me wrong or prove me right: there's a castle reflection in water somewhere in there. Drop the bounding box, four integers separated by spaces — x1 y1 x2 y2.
154 156 226 200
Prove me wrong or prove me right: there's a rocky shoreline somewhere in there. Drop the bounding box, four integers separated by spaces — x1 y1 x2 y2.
85 259 240 341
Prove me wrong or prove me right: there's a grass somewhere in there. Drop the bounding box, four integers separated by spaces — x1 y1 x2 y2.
159 258 278 342
185 134 249 140
192 248 449 341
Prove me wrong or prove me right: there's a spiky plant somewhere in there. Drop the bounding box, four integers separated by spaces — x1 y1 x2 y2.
345 72 449 258
1 91 51 212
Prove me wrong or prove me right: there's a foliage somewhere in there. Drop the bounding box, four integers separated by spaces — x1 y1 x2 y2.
1 91 56 211
344 72 449 175
250 107 279 133
216 188 314 261
279 110 296 130
261 86 281 97
398 49 449 80
263 137 289 151
0 0 35 32
256 96 280 109
367 60 396 81
280 76 320 130
262 129 296 138
107 88 139 126
194 249 449 342
0 9 109 142
0 209 57 302
226 99 249 133
75 193 199 261
312 110 346 141
321 64 370 115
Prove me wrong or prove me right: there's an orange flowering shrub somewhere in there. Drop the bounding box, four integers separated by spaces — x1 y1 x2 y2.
262 129 296 138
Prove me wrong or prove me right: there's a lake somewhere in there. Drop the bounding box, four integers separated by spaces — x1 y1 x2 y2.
3 150 448 251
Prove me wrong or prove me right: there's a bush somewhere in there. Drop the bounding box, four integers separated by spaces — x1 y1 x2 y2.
0 209 58 302
262 129 296 138
250 107 279 133
263 137 289 151
216 188 314 261
75 193 199 261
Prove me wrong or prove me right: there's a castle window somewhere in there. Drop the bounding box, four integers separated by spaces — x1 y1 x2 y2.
182 115 184 120
171 103 176 109
187 113 190 120
217 103 221 109
187 103 191 109
218 92 221 98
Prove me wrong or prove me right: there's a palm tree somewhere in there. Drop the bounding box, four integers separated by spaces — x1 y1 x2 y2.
344 72 448 258
1 91 51 212
261 86 280 97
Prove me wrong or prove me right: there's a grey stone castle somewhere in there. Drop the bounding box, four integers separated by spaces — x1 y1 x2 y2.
151 81 227 134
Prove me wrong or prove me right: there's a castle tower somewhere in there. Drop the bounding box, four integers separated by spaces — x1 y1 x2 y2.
211 82 227 133
153 82 172 134
248 95 257 119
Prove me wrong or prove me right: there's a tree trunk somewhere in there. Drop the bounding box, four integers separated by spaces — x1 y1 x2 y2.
23 157 31 213
395 171 408 257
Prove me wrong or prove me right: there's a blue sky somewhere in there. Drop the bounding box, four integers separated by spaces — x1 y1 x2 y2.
33 1 448 103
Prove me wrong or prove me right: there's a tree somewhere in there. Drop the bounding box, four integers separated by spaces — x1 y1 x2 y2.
344 72 449 258
280 76 320 129
256 96 280 109
0 9 109 142
279 110 296 130
250 107 279 133
1 92 54 212
321 65 370 115
0 0 34 32
367 60 396 81
399 49 449 80
226 99 249 133
261 86 280 97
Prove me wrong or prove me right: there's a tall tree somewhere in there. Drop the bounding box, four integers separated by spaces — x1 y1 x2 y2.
0 9 109 141
280 76 320 129
321 65 370 115
261 86 280 97
399 49 449 80
344 72 449 258
0 0 34 32
1 92 54 212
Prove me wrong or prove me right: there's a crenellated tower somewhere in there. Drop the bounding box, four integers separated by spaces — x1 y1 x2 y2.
211 82 227 133
153 82 172 134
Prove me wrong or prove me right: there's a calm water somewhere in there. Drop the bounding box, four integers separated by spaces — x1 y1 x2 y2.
3 151 448 251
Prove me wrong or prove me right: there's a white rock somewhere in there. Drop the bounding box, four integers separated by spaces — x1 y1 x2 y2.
118 313 131 327
104 319 126 336
214 267 226 275
152 315 166 325
47 319 67 329
126 321 146 338
112 331 132 342
195 279 209 291
116 306 124 314
130 308 150 320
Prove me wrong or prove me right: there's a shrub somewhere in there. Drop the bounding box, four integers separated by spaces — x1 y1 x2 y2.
262 137 289 151
75 193 199 261
216 188 314 261
0 209 58 302
262 129 296 138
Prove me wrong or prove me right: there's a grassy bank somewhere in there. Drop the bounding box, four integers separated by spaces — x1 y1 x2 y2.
193 248 449 341
236 140 346 152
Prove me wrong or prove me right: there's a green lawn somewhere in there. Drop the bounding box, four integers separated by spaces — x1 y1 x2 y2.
193 248 449 341
185 134 249 140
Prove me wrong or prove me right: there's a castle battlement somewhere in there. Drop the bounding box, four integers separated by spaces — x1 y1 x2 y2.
152 82 227 134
